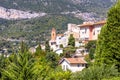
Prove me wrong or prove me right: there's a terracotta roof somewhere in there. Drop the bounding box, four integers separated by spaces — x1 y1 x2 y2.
78 23 93 27
78 20 106 27
64 58 87 64
94 20 106 25
57 34 64 36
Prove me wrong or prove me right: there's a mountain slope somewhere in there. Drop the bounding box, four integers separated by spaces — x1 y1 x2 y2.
0 0 116 14
0 15 83 41
0 0 117 52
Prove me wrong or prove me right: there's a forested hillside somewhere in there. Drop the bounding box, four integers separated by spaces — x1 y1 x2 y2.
0 15 83 41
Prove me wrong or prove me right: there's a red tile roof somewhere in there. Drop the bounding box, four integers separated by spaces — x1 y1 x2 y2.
78 23 93 27
57 34 64 36
78 20 106 27
64 58 87 64
94 20 106 25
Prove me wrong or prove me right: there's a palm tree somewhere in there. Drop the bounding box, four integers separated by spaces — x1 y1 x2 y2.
1 52 39 80
0 54 7 78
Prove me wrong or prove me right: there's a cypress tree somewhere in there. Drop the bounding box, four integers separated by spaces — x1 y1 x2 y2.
95 0 120 71
45 40 50 52
20 41 28 53
68 34 75 47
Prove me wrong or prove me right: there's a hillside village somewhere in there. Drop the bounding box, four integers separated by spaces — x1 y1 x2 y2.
0 0 120 79
0 19 106 72
49 20 106 50
28 20 106 72
47 20 106 72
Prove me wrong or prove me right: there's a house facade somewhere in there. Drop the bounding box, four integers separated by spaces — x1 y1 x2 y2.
78 20 106 41
60 58 87 72
67 20 106 45
56 34 68 47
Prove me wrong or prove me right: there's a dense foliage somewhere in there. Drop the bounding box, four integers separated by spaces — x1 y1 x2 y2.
85 40 96 60
1 53 39 80
0 40 120 80
0 42 72 80
68 34 75 47
95 0 120 71
45 40 50 52
0 15 83 41
70 65 119 80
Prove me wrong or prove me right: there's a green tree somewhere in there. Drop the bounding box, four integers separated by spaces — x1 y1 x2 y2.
60 44 63 48
35 44 45 57
95 0 120 71
85 40 96 60
89 48 95 60
47 67 71 80
70 65 119 80
0 55 7 78
85 40 96 50
68 34 75 47
45 52 59 68
20 41 28 53
63 46 76 58
45 40 50 52
1 52 40 80
36 44 42 50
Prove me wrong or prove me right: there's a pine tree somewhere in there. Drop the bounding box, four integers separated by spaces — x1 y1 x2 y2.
68 34 75 47
95 0 120 71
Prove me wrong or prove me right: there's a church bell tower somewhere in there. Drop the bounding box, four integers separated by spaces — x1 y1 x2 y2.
51 28 56 41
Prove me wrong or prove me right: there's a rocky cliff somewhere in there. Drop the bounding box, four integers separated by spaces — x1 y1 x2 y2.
0 6 46 20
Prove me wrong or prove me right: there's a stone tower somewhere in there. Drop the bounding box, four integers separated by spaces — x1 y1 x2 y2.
51 28 56 41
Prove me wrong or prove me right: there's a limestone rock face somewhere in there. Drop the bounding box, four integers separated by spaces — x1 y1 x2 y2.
0 6 46 20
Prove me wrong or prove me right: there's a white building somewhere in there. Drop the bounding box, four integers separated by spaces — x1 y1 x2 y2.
78 20 106 41
49 28 68 54
56 34 68 47
60 58 87 72
29 47 36 54
55 48 63 55
67 23 80 40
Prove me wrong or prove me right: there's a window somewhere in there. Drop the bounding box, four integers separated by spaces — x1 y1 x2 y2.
85 28 87 33
51 42 56 45
93 31 95 35
66 65 68 70
63 65 65 70
77 64 80 67
82 64 84 67
82 32 84 34
63 65 68 71
97 30 100 33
